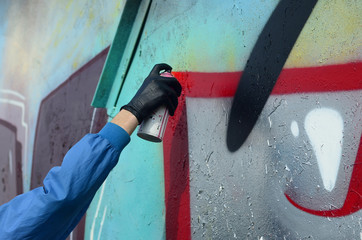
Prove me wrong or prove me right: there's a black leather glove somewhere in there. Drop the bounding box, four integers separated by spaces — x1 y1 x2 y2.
122 63 182 124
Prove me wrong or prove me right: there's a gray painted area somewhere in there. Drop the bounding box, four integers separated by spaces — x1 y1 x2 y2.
0 120 22 205
187 91 362 239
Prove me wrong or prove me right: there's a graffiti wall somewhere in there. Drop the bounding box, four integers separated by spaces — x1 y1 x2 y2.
99 0 361 239
0 0 361 239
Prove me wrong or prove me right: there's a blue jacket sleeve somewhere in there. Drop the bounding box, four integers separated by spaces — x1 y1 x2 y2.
0 122 130 240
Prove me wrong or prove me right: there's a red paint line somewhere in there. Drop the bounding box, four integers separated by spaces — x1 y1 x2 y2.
274 62 362 94
163 95 191 240
173 71 241 98
173 62 362 98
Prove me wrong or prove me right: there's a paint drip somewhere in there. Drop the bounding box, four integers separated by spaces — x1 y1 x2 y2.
137 71 173 142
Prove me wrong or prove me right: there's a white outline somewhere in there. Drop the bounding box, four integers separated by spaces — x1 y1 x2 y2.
89 108 97 133
8 149 13 176
90 179 107 240
0 89 25 100
97 206 108 240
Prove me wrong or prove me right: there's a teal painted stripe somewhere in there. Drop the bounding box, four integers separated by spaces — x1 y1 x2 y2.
92 0 144 109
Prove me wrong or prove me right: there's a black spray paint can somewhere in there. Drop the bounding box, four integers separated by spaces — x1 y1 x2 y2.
137 71 173 142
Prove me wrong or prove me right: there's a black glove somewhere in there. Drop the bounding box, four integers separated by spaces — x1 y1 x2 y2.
122 63 182 124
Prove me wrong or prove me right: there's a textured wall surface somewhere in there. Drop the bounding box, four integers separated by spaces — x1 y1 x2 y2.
0 0 361 239
111 0 361 239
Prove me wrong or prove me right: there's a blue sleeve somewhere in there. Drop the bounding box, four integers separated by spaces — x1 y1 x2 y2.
0 122 130 240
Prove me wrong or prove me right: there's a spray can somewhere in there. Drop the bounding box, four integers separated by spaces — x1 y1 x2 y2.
137 71 173 142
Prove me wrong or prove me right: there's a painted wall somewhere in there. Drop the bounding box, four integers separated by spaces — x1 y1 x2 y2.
92 0 361 239
0 0 361 240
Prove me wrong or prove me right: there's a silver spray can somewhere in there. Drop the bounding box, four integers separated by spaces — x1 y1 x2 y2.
137 71 173 142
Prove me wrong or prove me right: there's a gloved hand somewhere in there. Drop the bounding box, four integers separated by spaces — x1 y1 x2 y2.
122 63 182 124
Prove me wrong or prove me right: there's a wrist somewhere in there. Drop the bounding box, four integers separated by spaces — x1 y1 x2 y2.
111 109 139 135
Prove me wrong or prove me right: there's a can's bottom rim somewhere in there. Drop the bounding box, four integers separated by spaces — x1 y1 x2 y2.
137 132 162 143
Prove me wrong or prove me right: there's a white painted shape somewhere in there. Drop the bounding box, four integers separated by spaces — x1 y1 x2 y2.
89 108 97 133
291 120 299 137
268 116 272 128
90 179 107 240
97 206 108 240
304 108 343 192
8 150 13 176
285 165 290 172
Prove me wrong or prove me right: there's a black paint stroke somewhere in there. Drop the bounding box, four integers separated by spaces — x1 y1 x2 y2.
227 0 318 152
